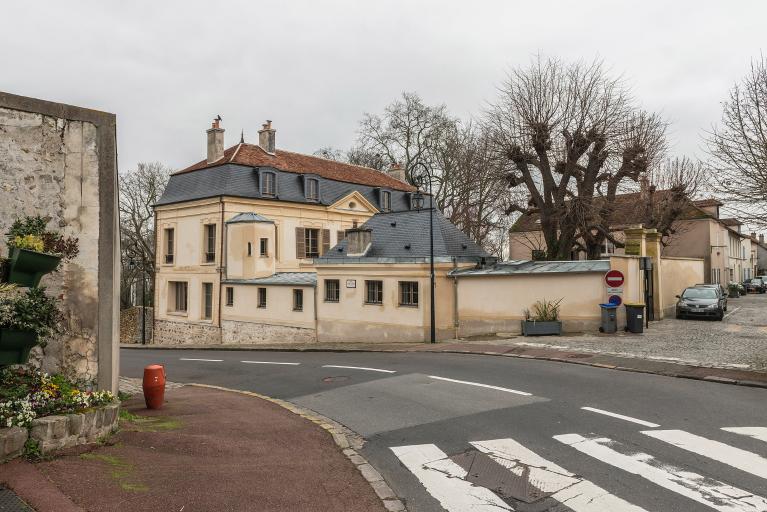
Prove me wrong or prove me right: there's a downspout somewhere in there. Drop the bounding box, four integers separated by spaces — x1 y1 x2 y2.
452 257 459 339
152 207 158 344
313 280 319 342
218 197 225 332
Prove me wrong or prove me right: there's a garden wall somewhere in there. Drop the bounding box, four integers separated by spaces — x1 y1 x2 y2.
0 92 119 392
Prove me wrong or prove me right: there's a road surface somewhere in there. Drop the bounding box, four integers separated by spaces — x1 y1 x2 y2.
122 349 767 511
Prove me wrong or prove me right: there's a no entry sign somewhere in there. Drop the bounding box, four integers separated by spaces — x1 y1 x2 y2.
604 270 625 288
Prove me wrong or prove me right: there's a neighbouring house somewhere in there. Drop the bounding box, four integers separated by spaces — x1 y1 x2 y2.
153 119 492 344
510 195 757 285
750 233 767 275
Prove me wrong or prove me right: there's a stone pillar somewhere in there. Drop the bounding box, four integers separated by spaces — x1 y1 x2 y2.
622 226 646 257
645 229 664 319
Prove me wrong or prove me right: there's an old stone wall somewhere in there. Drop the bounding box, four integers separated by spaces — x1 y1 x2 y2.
222 319 316 344
154 319 222 345
120 307 154 344
0 92 119 390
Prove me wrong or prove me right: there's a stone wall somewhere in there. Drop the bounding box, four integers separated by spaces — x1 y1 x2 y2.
222 319 316 344
120 307 154 344
0 92 119 391
154 319 223 345
0 402 120 460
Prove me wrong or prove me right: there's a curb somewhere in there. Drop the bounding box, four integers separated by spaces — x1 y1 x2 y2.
186 383 406 512
121 345 767 390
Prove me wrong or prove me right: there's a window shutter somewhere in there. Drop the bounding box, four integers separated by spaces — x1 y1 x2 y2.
295 227 305 259
321 229 330 256
337 230 345 243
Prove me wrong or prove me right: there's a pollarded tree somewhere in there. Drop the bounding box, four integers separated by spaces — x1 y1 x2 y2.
485 57 667 260
707 57 767 227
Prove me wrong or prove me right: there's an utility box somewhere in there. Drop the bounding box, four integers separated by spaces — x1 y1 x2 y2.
599 303 618 333
625 303 645 333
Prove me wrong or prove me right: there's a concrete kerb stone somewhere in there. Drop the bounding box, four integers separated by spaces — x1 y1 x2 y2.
186 383 407 512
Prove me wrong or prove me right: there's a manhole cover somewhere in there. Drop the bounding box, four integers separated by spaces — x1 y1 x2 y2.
0 487 33 512
322 375 350 383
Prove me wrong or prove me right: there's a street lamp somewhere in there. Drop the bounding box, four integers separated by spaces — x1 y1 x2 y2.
411 161 436 344
128 256 148 345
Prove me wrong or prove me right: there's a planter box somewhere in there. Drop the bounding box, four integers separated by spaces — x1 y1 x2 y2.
0 329 38 365
7 247 61 288
522 320 562 336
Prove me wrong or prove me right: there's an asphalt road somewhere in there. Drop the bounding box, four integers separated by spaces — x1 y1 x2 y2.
121 349 767 512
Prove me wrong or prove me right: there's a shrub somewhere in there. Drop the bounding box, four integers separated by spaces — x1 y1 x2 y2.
10 235 44 253
0 286 63 341
524 298 563 322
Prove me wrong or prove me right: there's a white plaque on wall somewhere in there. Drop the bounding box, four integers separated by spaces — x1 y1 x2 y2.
346 279 356 288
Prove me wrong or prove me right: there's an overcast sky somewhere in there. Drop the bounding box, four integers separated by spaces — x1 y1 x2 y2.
1 1 765 175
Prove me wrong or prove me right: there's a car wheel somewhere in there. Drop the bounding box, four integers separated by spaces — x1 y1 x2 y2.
717 312 724 321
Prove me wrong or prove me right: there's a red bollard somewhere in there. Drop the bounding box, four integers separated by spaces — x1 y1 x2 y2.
142 364 166 409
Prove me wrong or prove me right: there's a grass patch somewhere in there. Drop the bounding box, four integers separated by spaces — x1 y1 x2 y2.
80 453 148 492
121 413 182 432
119 409 141 422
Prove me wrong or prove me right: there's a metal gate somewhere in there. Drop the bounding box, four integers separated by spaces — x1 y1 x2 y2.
641 257 655 323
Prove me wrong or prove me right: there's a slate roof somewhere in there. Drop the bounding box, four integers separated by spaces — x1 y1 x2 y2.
225 212 274 224
450 259 610 277
222 272 317 287
176 142 415 192
156 162 419 210
316 209 492 263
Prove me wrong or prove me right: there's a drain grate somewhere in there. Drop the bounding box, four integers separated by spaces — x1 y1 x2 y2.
0 487 33 512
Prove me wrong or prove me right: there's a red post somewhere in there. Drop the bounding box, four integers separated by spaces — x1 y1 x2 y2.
142 364 166 409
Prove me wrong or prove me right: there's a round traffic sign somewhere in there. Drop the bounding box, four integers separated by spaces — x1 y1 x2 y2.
604 269 625 288
608 294 623 306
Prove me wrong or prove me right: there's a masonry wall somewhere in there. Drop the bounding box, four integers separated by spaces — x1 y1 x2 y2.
0 92 119 391
660 257 705 317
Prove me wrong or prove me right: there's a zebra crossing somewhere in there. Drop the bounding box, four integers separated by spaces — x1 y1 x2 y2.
391 425 767 511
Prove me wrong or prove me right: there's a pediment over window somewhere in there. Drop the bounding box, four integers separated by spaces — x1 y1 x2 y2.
328 190 379 214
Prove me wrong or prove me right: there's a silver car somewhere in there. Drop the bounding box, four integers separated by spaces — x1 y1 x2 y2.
676 286 725 321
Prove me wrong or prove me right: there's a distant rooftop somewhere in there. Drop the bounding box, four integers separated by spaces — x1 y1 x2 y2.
223 272 317 287
450 259 610 277
225 212 274 224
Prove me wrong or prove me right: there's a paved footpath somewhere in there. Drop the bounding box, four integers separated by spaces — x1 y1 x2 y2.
0 386 388 512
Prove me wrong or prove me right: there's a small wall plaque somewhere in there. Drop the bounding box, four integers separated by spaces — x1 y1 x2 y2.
346 279 356 288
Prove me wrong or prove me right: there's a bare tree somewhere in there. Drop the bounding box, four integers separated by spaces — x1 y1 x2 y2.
485 56 668 260
707 56 767 227
118 162 171 309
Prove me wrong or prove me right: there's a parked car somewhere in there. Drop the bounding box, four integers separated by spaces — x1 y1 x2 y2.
693 284 728 310
743 278 766 294
676 286 726 320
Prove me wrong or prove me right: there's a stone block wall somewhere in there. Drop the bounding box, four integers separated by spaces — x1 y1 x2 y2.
0 401 119 460
222 319 316 344
0 92 119 391
154 319 222 345
120 306 154 343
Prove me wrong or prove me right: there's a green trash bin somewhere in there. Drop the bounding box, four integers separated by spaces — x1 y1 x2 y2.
625 303 645 333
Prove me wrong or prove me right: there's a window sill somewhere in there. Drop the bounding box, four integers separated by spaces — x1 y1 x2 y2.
363 302 383 306
398 304 419 308
200 262 217 266
257 306 267 309
293 309 303 312
167 311 188 317
324 300 340 303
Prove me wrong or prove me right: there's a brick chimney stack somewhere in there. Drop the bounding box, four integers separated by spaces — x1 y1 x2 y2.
258 120 276 154
206 117 225 164
387 163 406 183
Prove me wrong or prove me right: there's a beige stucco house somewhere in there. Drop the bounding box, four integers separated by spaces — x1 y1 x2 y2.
152 119 492 344
510 196 757 285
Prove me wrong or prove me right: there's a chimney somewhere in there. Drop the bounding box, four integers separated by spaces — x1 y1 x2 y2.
761 234 765 244
258 120 276 154
387 163 406 183
751 232 757 239
206 117 225 163
345 228 372 257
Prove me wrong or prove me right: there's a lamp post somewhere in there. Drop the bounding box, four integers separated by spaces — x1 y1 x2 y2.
411 162 436 344
128 256 148 345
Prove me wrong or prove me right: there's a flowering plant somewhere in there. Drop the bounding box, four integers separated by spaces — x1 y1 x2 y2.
0 367 116 428
6 216 79 260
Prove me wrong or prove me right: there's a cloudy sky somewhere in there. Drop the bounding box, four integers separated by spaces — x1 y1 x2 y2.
1 1 765 174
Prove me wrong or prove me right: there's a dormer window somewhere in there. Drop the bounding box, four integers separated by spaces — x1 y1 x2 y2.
261 171 276 197
379 189 392 212
305 178 319 201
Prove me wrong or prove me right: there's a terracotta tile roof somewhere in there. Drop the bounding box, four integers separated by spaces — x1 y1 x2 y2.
175 143 415 192
510 191 713 232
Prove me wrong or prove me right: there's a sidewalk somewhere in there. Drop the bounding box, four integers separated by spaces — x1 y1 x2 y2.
0 386 390 512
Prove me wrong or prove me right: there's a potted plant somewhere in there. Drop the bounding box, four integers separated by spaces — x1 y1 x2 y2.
522 298 563 336
5 216 79 288
0 284 63 365
728 282 742 298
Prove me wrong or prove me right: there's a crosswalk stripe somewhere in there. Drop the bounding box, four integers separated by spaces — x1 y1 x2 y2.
723 427 767 444
642 429 767 480
555 433 767 512
390 444 512 511
471 438 647 511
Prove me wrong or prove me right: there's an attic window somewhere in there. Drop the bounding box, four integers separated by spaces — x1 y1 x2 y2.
305 178 319 201
349 201 357 209
261 171 276 197
379 190 392 212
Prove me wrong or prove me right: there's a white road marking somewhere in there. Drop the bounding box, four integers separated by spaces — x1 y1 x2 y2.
472 438 647 511
723 427 767 444
555 433 767 512
581 406 660 428
643 429 767 480
428 375 532 396
179 358 223 362
322 365 396 373
390 444 511 511
241 360 301 365
724 306 742 319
